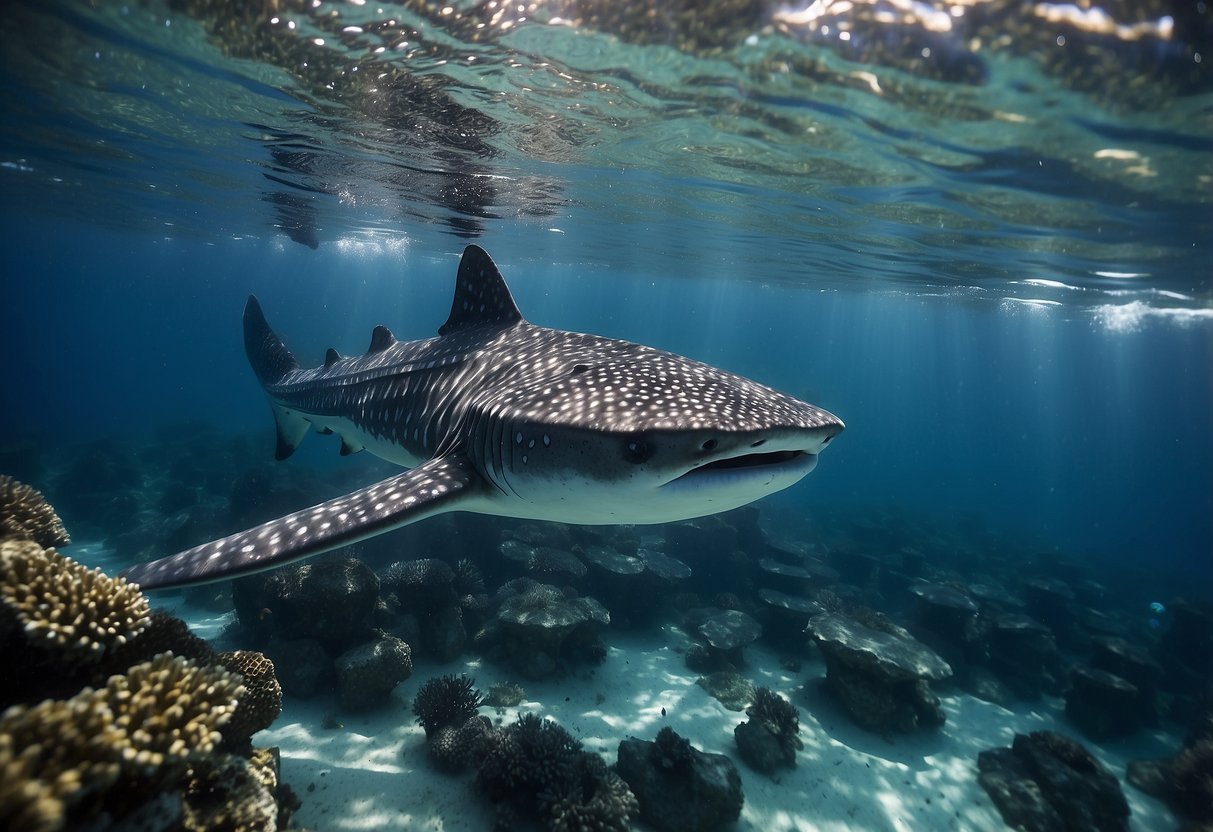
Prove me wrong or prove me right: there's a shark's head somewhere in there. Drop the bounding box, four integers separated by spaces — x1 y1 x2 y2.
467 324 844 524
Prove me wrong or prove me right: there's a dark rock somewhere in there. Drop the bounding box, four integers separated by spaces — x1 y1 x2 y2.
1024 579 1079 645
693 609 762 670
422 604 467 663
977 730 1129 832
808 612 951 733
495 583 609 679
734 686 800 775
334 636 412 711
1127 739 1213 824
1089 636 1161 723
1159 599 1213 693
988 613 1063 700
232 556 380 653
909 583 978 634
1064 665 1143 741
264 635 331 698
616 730 743 832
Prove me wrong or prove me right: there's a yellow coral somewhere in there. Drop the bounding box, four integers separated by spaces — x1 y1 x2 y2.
217 651 283 745
106 654 245 768
0 539 150 663
0 476 69 549
0 654 245 832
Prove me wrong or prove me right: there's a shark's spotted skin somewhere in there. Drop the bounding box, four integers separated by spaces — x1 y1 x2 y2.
120 246 843 590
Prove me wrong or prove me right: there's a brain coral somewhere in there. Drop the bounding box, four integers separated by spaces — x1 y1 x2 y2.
0 653 245 832
0 476 70 549
0 539 150 663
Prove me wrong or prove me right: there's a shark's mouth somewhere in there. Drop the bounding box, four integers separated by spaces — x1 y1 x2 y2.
663 449 817 490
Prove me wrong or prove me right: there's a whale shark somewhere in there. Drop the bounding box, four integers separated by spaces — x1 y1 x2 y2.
120 245 843 590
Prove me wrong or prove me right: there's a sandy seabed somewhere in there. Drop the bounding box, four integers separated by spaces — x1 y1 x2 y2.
235 623 1179 832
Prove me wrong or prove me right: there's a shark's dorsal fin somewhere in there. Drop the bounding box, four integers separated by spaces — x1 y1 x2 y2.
439 245 523 336
324 347 342 367
368 325 395 353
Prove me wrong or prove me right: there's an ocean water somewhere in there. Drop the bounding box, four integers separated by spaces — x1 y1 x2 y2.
2 0 1212 830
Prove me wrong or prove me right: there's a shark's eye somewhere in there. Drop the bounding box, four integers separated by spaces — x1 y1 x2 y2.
701 439 718 451
571 364 591 375
623 438 654 464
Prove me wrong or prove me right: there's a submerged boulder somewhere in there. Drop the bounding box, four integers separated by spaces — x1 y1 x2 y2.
978 730 1129 832
734 686 801 775
494 582 609 679
616 727 743 832
232 556 379 653
807 612 951 733
334 635 412 711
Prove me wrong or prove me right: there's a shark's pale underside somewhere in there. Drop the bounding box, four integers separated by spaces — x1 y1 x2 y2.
120 246 843 590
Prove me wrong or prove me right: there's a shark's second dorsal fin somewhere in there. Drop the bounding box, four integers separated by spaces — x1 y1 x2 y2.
324 347 342 367
368 325 395 353
439 245 523 336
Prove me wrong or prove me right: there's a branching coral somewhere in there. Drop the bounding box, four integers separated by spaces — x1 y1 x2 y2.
748 686 801 744
0 539 149 663
0 476 69 548
182 753 279 832
0 654 245 832
429 716 494 773
476 713 637 830
735 686 802 774
413 674 484 740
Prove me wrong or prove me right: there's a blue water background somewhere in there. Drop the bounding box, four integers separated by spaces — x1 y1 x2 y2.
4 214 1210 592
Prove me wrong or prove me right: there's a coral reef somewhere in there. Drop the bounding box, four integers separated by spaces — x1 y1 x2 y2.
429 715 494 773
0 539 150 665
484 681 526 709
0 476 69 548
334 635 412 711
232 556 379 653
492 582 610 679
734 687 801 774
0 469 295 831
217 650 283 748
476 713 637 831
381 558 469 661
696 672 755 712
0 654 245 832
263 635 331 697
978 730 1129 832
412 674 485 739
616 727 743 832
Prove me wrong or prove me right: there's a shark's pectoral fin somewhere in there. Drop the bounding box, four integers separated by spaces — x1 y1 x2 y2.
272 403 310 460
119 454 480 590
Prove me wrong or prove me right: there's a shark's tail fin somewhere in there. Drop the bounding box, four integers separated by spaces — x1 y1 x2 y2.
244 296 298 385
244 295 308 460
